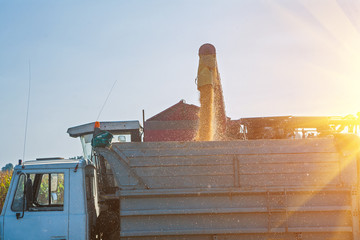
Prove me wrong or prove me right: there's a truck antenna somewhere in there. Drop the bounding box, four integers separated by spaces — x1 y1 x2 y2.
96 79 118 121
22 60 31 161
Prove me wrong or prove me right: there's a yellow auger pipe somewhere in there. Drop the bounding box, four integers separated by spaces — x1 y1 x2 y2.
196 43 227 141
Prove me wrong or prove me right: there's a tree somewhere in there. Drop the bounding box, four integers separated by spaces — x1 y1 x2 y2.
1 163 13 172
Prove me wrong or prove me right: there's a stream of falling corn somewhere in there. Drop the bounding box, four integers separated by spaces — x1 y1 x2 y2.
196 85 214 141
196 76 226 141
213 75 226 140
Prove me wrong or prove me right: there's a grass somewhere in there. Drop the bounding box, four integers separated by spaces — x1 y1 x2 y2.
0 171 12 213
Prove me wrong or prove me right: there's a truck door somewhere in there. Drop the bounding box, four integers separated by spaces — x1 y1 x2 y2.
3 170 69 240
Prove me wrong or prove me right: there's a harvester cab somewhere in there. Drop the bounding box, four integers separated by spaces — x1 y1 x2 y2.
67 121 142 160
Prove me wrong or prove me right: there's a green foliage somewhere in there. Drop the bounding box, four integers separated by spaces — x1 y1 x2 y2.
0 171 12 212
2 163 13 172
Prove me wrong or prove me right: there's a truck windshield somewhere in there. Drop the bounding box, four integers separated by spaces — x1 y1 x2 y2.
80 134 93 160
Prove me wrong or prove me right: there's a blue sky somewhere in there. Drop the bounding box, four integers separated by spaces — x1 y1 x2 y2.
0 0 359 166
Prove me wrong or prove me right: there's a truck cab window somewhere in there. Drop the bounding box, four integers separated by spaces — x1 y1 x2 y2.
36 173 64 208
12 173 65 212
11 173 36 212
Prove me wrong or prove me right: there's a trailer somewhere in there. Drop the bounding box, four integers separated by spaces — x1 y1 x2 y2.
94 135 360 239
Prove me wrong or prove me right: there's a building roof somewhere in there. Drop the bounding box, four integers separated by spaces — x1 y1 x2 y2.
147 100 199 121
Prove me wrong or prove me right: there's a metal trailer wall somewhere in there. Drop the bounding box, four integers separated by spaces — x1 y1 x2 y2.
96 137 360 240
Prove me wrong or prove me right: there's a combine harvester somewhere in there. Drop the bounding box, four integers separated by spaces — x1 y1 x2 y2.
0 44 359 240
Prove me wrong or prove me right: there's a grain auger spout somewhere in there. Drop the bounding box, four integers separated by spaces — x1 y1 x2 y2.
196 43 227 141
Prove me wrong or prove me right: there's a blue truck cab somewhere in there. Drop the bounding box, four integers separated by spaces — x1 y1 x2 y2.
0 121 141 240
0 158 99 240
